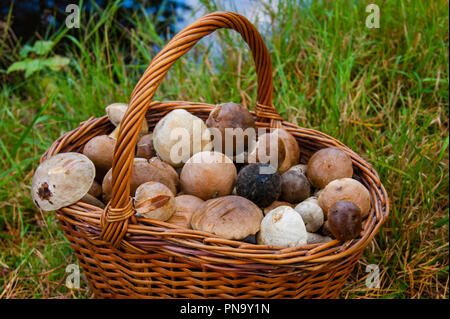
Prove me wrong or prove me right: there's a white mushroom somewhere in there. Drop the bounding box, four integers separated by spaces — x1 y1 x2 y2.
153 109 212 167
294 197 324 232
106 103 148 138
257 206 307 247
32 152 95 211
306 232 332 244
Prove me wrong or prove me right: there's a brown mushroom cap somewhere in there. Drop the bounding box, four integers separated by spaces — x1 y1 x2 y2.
180 151 236 200
191 195 263 240
148 157 179 188
88 180 102 198
166 195 204 228
136 133 156 159
328 200 362 241
307 148 353 189
82 135 116 180
247 132 286 168
31 152 95 211
206 102 255 157
318 178 371 218
248 128 299 174
102 158 177 202
134 182 175 221
280 170 311 203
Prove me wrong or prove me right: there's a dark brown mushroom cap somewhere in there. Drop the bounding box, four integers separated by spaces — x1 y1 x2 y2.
306 148 353 189
206 102 255 157
236 163 281 208
191 195 263 240
136 133 156 159
328 200 362 241
280 170 311 203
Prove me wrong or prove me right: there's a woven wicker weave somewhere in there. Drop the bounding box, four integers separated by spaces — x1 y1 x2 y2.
41 11 389 299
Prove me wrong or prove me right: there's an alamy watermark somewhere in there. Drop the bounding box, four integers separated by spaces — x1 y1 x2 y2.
65 4 80 29
65 263 80 289
365 264 380 288
365 4 380 29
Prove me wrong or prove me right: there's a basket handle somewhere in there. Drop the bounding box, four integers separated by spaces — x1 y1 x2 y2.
101 11 281 246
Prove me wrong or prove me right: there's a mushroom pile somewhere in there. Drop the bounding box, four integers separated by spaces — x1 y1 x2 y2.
32 102 371 248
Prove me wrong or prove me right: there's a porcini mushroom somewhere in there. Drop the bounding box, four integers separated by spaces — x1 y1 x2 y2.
180 151 236 200
82 135 116 179
257 206 307 247
248 128 299 174
136 133 156 159
166 195 204 228
318 178 371 218
235 163 281 208
205 102 255 159
32 152 95 211
327 200 362 241
153 109 212 167
102 158 177 202
294 197 324 232
280 170 311 203
191 195 263 240
106 103 148 139
134 181 175 221
307 148 353 189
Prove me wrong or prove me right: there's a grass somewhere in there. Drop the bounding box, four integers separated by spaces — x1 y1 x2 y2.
0 0 448 298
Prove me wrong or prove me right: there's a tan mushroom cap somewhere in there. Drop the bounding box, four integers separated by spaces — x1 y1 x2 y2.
318 178 371 218
191 195 263 240
167 195 204 228
135 182 175 221
32 152 95 211
180 151 236 200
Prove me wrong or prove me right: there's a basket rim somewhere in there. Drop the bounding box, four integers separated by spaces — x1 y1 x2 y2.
43 100 390 270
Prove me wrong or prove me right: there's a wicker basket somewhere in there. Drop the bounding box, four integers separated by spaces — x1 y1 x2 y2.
41 11 389 299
